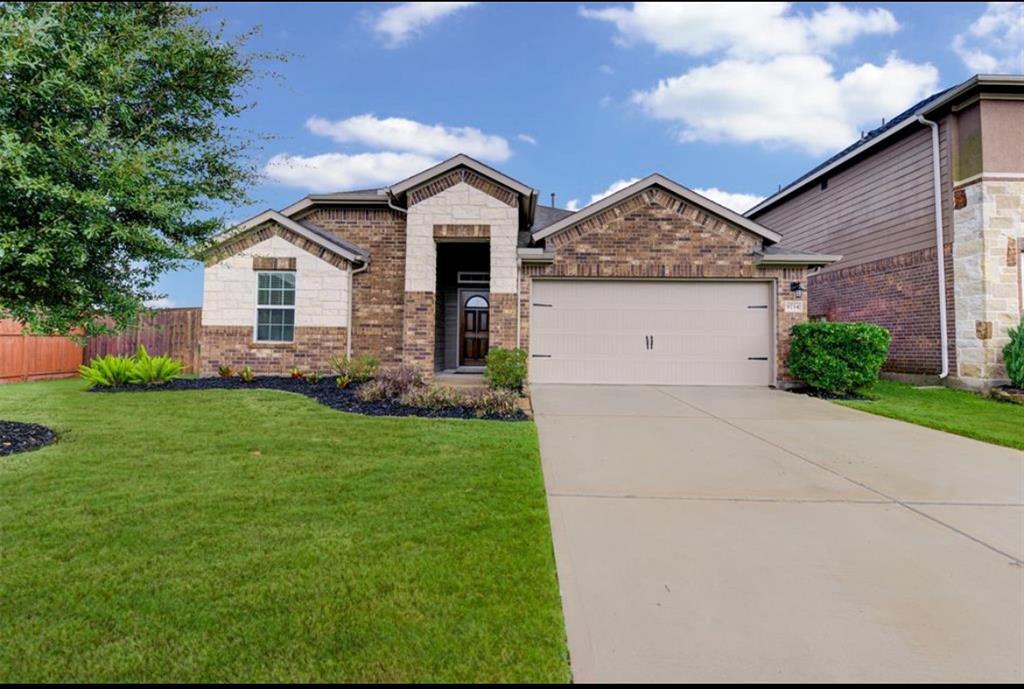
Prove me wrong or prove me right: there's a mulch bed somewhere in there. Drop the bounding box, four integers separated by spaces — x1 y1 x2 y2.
90 376 528 421
0 420 57 456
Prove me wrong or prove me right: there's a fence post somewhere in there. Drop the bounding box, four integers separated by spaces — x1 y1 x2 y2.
21 328 29 382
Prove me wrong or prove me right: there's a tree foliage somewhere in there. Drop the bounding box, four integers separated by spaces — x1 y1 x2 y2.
0 2 267 334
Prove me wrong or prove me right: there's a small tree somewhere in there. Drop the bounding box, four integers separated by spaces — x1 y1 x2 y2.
0 2 271 335
1004 323 1024 389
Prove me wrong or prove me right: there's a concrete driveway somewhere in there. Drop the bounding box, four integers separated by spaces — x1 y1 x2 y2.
532 385 1024 682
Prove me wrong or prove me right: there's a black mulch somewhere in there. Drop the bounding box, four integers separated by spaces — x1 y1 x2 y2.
0 420 57 456
90 376 527 421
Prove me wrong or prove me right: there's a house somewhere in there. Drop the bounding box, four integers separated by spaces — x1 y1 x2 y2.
200 155 838 386
747 74 1024 389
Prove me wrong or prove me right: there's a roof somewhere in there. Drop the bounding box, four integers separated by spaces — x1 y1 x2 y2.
748 74 1024 217
389 154 536 199
532 173 783 244
530 204 576 234
214 209 369 263
281 189 389 217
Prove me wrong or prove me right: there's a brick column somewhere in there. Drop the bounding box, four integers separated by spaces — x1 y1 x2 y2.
402 291 436 374
488 293 518 351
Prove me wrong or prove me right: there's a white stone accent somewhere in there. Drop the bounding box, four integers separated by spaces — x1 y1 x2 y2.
202 234 349 327
953 179 1024 385
404 181 519 293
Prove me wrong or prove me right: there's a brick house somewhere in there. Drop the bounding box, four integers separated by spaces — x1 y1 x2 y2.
748 74 1024 390
201 155 838 386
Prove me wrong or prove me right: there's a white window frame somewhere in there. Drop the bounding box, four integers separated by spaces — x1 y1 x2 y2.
254 270 296 343
457 271 490 285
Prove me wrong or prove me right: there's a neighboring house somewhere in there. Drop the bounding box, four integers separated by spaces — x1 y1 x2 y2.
200 155 837 386
748 74 1024 389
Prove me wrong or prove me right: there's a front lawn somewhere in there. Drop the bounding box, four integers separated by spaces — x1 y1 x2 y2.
0 380 569 683
837 379 1024 450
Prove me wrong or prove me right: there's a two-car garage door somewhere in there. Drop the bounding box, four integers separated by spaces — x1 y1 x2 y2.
529 280 774 386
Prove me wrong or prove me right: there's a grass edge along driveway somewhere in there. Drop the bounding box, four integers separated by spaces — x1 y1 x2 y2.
837 379 1024 450
0 379 570 683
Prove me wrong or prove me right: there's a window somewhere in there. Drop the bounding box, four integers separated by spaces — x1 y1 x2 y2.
256 271 295 342
465 295 489 309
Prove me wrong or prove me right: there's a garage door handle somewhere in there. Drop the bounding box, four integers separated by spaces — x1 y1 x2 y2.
748 356 769 361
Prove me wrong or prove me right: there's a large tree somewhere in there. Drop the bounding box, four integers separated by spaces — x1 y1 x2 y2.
0 2 265 334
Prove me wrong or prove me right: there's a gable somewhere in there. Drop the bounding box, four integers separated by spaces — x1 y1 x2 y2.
406 166 520 207
547 186 763 260
533 174 781 245
204 218 363 270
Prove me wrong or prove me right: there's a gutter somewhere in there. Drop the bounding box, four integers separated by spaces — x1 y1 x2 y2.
916 114 950 379
346 260 370 358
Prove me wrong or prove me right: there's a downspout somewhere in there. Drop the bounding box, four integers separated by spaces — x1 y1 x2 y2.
346 260 369 358
515 258 522 349
917 115 950 379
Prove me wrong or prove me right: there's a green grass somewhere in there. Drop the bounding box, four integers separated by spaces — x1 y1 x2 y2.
0 380 569 683
837 379 1024 450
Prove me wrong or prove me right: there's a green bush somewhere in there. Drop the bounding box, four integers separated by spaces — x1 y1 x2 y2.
238 366 254 383
330 354 380 383
129 345 184 385
1004 322 1024 389
79 354 137 387
484 348 528 390
788 321 891 394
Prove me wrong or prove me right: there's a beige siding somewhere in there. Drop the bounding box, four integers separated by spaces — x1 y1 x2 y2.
754 121 954 271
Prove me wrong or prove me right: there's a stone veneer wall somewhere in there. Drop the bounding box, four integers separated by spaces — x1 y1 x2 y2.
952 178 1024 385
806 244 957 375
520 187 809 384
297 206 407 366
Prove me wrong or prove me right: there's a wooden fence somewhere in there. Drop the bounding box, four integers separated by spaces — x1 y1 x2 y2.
85 308 201 373
0 320 84 383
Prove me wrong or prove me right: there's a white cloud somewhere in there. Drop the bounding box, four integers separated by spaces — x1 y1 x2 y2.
692 187 764 213
263 152 438 192
373 2 478 47
569 179 763 214
146 297 176 309
517 133 538 146
306 114 511 162
581 2 898 58
633 54 939 154
953 2 1024 73
599 64 615 74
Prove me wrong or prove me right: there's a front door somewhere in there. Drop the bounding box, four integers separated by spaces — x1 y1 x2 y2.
459 291 490 366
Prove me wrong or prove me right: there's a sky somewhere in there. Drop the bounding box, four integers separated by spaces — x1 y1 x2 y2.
154 1 1024 307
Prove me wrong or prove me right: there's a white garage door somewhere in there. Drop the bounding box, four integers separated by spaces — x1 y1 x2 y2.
529 280 774 386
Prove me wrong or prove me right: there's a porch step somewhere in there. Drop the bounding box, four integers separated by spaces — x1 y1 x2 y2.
433 371 488 389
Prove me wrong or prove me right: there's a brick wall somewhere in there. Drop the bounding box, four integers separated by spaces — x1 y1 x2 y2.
521 187 809 383
488 292 518 350
402 291 435 373
200 326 346 374
807 244 957 375
297 206 407 366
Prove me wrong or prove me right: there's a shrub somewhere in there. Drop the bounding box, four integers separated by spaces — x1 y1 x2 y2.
484 347 528 390
290 367 304 380
79 354 137 387
356 366 424 403
336 374 351 389
238 366 255 383
330 354 380 383
217 365 234 378
400 384 464 410
1004 322 1024 389
788 321 891 394
304 371 319 384
464 388 520 418
129 345 184 385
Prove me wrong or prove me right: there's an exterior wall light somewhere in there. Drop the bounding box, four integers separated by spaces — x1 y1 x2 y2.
789 281 804 298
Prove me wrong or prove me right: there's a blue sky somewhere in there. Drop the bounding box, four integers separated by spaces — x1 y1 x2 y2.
156 1 1023 306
